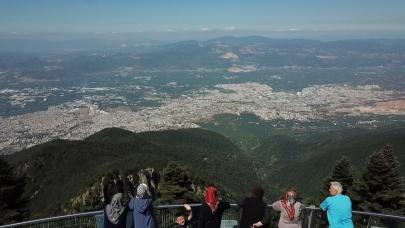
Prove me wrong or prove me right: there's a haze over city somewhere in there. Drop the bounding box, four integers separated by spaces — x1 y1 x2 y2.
1 0 405 40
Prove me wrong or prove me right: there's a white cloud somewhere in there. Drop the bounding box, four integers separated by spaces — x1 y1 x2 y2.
200 27 211 32
159 29 176 32
224 26 237 31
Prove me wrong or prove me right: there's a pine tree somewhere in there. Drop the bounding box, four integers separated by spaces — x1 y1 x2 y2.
321 156 364 210
358 145 405 215
0 157 28 225
158 162 197 203
322 156 356 195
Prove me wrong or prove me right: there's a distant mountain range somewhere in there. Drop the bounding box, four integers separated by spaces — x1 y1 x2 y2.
1 36 405 69
2 36 405 93
132 36 405 69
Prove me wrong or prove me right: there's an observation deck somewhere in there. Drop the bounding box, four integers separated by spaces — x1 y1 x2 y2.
1 204 404 228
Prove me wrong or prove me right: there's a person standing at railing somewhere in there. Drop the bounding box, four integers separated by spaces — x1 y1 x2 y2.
104 192 129 228
238 185 270 228
198 185 230 228
174 204 193 228
320 182 353 228
129 183 158 228
265 187 304 228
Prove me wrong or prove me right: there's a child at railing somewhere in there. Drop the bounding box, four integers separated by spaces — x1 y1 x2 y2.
174 204 193 228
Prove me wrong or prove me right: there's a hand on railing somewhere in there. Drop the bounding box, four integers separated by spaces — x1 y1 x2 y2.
183 204 192 211
251 221 263 227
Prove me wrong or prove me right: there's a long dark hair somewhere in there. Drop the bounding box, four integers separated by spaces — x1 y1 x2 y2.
249 185 264 199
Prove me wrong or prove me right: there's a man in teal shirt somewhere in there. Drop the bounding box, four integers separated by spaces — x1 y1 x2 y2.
320 181 354 228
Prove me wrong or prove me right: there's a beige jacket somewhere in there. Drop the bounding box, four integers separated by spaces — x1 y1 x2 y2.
271 200 304 228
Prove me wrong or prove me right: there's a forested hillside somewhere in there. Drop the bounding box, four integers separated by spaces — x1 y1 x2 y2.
252 127 405 200
5 128 259 218
3 126 405 219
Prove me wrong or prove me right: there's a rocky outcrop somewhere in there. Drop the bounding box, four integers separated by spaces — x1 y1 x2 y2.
64 168 160 213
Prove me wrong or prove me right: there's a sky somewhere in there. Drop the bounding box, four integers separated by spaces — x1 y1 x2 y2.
1 0 405 40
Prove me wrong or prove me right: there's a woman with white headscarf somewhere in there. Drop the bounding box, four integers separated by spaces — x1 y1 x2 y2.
104 193 128 228
129 183 157 228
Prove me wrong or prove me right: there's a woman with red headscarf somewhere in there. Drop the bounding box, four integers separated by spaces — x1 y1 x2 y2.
198 185 230 228
267 188 304 228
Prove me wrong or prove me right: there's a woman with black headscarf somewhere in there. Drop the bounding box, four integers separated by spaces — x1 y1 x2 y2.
239 185 270 228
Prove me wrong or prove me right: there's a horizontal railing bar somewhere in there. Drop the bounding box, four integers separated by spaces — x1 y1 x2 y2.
352 210 405 221
154 203 238 208
0 210 103 228
1 204 404 227
300 207 405 221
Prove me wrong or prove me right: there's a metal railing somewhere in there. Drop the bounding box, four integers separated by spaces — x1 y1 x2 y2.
0 211 100 228
303 207 405 228
1 204 404 228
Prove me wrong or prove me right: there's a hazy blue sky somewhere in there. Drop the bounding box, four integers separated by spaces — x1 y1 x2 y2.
1 0 405 39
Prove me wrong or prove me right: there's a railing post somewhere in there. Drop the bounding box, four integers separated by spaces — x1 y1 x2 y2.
366 215 371 228
307 205 315 228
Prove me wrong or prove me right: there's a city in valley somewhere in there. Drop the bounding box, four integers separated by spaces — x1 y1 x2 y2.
1 82 405 154
1 37 405 154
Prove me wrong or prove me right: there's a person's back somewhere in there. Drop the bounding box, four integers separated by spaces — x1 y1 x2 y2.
239 197 268 228
129 183 157 228
198 186 230 228
198 201 230 228
320 195 353 228
320 182 353 228
103 193 128 228
104 207 128 228
130 197 156 228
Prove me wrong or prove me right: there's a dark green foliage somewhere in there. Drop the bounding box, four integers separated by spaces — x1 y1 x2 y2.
158 162 197 203
357 145 405 215
321 156 364 209
7 128 259 219
0 157 28 225
251 127 405 200
102 172 125 205
322 156 355 195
